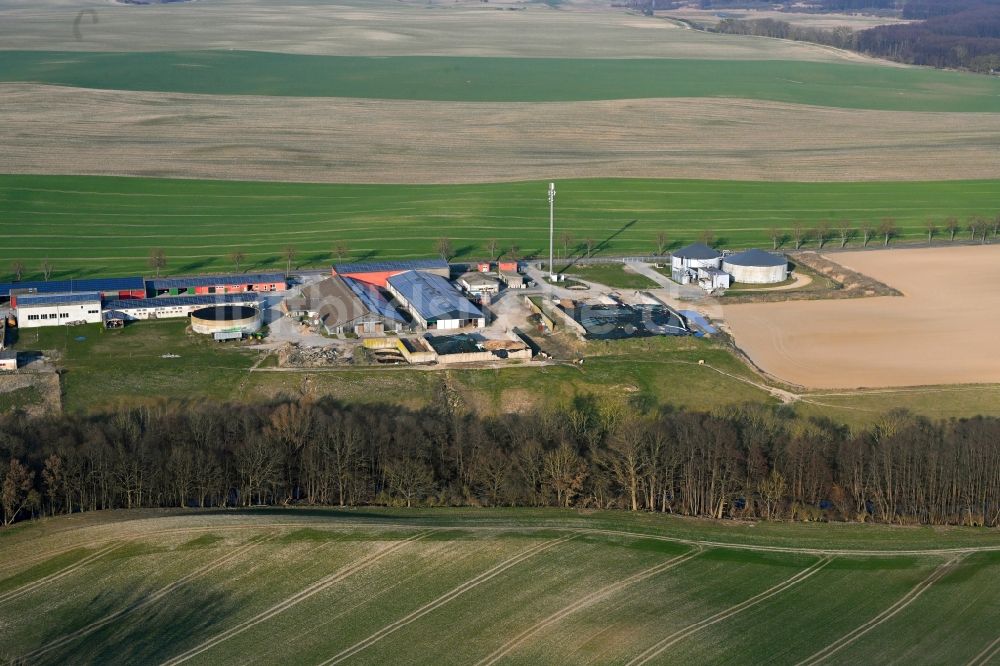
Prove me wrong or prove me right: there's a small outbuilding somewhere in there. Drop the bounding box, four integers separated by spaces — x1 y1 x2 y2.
457 272 501 297
723 249 788 284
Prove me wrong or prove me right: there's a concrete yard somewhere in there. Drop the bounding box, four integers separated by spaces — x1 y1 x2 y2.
723 245 1000 389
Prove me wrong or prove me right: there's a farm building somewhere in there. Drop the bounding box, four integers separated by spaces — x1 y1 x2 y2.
148 273 286 296
499 271 526 289
1 276 145 307
386 271 485 330
723 249 788 284
457 272 500 298
15 292 102 328
102 293 262 324
332 259 450 288
0 350 16 371
698 267 731 291
671 243 722 284
284 276 406 335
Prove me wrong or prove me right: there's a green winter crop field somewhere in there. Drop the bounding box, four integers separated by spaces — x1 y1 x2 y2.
5 51 1000 112
0 508 998 665
3 174 1000 280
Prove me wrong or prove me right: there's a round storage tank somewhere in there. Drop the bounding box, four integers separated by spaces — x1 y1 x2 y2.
722 249 788 284
190 305 262 335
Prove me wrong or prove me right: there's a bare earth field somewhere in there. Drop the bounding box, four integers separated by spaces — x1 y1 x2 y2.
723 245 1000 389
5 84 1000 184
666 7 909 31
0 0 861 61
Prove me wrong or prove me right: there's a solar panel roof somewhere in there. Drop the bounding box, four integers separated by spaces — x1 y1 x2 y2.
148 273 285 289
334 259 448 275
16 292 102 307
387 271 483 322
103 294 262 310
0 276 144 298
342 277 405 323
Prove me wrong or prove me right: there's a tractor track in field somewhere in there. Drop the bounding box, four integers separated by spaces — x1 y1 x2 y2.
0 542 121 607
477 548 703 666
318 534 577 665
22 532 280 661
796 555 966 665
968 634 1000 666
158 530 432 666
2 517 999 586
627 556 833 666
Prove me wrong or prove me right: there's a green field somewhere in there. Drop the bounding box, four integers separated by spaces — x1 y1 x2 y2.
3 174 999 280
0 508 997 665
5 51 1000 111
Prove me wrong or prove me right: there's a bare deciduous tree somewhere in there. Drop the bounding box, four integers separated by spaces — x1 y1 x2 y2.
945 216 960 242
583 238 595 258
486 238 498 261
879 218 897 247
10 261 24 282
769 228 782 250
860 221 874 247
791 222 810 250
333 242 349 262
2 459 37 526
837 221 854 248
560 231 575 260
40 259 54 281
924 219 938 244
230 250 246 273
435 237 453 261
283 246 298 276
148 249 167 278
655 231 669 255
814 220 831 249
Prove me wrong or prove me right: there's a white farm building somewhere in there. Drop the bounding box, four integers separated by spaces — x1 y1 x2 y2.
16 292 102 328
723 249 788 284
671 243 722 284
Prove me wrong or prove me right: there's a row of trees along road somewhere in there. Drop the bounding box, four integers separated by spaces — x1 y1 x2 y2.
2 397 999 527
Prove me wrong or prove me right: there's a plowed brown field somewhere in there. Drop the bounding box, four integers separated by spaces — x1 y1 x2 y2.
724 246 1000 389
5 85 1000 183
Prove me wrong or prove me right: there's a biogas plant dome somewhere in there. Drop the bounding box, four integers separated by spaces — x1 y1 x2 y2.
722 249 789 284
190 305 262 335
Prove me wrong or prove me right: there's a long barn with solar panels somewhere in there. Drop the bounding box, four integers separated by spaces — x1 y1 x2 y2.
16 292 103 328
0 276 145 307
102 293 262 324
386 270 485 330
148 273 286 296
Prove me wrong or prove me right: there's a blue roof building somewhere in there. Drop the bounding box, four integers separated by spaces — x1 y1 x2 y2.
386 271 485 330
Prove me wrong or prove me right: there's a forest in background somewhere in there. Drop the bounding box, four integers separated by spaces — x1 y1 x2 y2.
702 0 1000 71
2 397 999 528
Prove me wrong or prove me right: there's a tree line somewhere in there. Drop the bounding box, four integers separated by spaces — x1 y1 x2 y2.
710 0 1000 72
2 397 999 528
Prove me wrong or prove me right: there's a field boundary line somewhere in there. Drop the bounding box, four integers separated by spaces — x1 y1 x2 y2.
627 556 833 666
797 555 965 666
23 532 279 660
317 533 577 665
158 530 432 666
967 634 1000 666
476 548 702 666
0 542 121 607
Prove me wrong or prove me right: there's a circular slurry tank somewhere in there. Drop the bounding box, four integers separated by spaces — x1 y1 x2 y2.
722 249 788 284
190 305 262 335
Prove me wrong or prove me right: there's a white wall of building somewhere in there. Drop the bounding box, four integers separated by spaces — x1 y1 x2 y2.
18 302 102 328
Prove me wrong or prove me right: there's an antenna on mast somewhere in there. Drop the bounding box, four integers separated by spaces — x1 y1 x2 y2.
548 182 556 280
